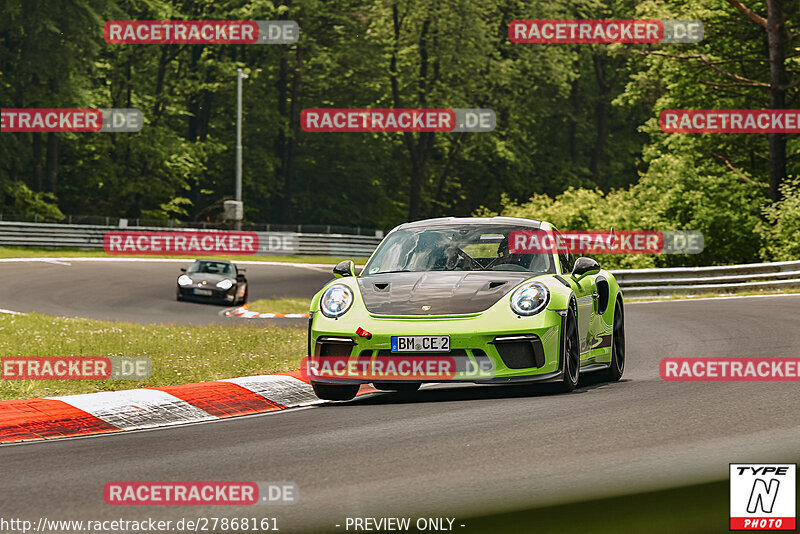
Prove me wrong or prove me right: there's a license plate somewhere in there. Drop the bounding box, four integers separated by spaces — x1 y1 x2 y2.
391 336 450 352
193 289 213 296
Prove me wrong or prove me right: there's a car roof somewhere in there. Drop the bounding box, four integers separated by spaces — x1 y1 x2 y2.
396 216 544 231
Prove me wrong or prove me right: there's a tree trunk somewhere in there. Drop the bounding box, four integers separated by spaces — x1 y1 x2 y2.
407 147 425 221
391 3 435 221
569 79 580 166
46 133 58 193
591 99 609 183
591 55 611 184
275 48 289 222
280 44 304 225
766 0 787 201
32 132 43 191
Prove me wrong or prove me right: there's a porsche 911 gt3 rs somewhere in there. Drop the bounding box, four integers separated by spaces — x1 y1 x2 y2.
307 217 625 400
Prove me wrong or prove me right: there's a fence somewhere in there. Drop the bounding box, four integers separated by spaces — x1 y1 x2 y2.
0 214 381 237
1 221 799 297
0 221 383 258
612 260 800 299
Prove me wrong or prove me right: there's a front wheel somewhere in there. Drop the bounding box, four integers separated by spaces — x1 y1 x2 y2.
312 383 359 401
600 298 625 382
237 286 248 306
553 307 580 393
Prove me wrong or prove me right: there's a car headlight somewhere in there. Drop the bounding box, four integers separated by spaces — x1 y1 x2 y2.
178 275 193 286
216 279 234 290
320 284 354 318
509 282 549 316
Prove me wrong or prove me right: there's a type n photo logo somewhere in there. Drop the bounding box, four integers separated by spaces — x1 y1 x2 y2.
730 464 796 530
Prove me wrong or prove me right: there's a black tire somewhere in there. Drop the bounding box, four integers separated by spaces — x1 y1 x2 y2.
312 383 359 401
237 286 248 306
176 287 183 301
373 382 421 393
553 306 580 393
600 298 625 382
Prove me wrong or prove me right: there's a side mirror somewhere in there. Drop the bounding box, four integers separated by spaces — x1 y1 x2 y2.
571 257 600 280
180 268 187 273
333 260 356 278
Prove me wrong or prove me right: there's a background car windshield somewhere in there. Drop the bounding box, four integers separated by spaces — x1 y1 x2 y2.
363 225 554 274
188 261 234 276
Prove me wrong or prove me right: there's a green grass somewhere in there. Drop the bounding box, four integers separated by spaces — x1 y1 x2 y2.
0 313 306 400
246 298 312 314
0 246 352 265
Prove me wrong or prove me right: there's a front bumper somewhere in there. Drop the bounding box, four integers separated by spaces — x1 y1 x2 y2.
309 307 568 385
177 284 239 303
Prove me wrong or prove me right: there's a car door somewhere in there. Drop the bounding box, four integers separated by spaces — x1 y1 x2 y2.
557 245 595 355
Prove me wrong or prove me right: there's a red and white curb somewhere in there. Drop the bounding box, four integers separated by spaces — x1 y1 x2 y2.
225 306 310 319
0 372 375 444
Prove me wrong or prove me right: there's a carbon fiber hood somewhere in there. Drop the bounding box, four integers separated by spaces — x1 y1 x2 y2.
357 271 535 315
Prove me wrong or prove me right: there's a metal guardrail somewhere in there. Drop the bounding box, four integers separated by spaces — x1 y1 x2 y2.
1 221 798 294
0 221 383 258
0 213 381 237
612 260 800 299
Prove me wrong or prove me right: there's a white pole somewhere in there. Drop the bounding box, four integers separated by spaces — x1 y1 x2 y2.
235 68 244 230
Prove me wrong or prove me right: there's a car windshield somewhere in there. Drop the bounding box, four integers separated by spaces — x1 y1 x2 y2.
362 224 555 275
187 261 234 276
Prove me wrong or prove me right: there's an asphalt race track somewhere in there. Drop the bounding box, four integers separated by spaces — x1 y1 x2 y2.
0 259 334 325
2 273 800 532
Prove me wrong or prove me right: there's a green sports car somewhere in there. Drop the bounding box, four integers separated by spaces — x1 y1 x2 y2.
307 217 625 401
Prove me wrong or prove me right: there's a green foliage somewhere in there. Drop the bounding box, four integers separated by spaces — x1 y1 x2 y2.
480 188 654 269
0 0 797 268
484 136 768 268
0 181 64 220
759 179 800 261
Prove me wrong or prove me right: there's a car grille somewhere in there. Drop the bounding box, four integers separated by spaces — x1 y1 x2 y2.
491 335 545 369
314 337 355 357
